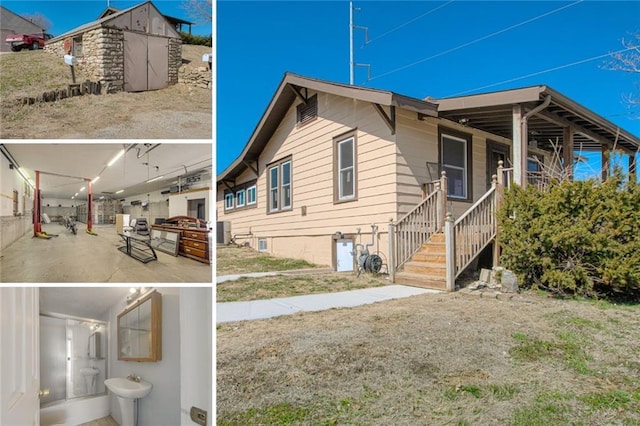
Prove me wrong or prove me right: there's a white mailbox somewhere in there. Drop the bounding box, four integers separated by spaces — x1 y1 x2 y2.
64 55 77 66
202 53 213 63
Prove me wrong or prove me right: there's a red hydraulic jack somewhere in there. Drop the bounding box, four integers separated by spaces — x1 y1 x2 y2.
33 170 98 238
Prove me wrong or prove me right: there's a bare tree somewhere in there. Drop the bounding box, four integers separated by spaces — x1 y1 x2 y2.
605 32 640 118
21 12 52 31
182 0 212 25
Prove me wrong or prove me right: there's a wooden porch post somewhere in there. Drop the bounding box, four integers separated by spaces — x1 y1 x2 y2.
629 153 637 183
388 219 396 283
512 104 526 187
444 213 455 291
437 171 447 230
601 144 610 181
562 126 574 180
493 162 504 268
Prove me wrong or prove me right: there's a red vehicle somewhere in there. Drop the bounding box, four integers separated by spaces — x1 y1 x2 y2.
5 32 53 52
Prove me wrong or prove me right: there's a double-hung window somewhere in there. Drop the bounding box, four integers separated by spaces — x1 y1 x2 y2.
334 130 357 202
268 157 292 213
224 193 234 210
235 189 245 207
247 185 257 205
440 128 472 200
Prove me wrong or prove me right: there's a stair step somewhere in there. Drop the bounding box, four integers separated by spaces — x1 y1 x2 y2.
403 261 446 276
429 233 445 243
395 272 447 290
421 242 446 253
411 252 446 263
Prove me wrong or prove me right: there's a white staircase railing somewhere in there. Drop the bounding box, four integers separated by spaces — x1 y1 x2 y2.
389 173 447 279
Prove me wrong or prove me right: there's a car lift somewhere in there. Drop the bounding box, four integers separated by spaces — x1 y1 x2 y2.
33 170 98 239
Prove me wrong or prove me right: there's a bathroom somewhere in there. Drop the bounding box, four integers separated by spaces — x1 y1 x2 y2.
0 287 212 426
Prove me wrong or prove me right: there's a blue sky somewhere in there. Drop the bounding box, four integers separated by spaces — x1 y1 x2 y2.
3 0 212 36
217 1 640 179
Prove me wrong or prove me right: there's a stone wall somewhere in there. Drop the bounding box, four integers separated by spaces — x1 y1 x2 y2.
179 66 212 89
44 27 124 93
168 37 182 85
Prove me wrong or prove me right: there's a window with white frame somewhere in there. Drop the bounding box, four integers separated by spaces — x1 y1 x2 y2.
335 131 357 202
267 157 292 213
247 185 256 205
236 189 245 207
224 193 234 210
440 129 472 200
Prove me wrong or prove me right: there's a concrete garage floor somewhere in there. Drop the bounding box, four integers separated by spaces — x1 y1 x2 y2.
0 224 212 283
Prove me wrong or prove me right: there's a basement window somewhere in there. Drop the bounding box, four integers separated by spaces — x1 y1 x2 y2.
258 238 267 252
13 190 18 216
439 127 472 201
296 94 317 126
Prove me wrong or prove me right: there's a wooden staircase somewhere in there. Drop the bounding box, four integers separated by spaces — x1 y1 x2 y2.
394 232 447 290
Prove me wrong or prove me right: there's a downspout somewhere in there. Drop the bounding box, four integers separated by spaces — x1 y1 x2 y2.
523 95 551 122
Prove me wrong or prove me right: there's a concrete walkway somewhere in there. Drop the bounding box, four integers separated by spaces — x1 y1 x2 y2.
216 268 333 284
216 284 439 323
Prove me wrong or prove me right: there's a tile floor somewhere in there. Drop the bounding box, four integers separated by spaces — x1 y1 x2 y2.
78 415 118 426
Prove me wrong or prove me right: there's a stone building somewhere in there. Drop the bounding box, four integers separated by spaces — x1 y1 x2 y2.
44 1 182 93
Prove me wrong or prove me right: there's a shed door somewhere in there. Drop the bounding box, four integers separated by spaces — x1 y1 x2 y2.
124 32 169 92
147 36 169 90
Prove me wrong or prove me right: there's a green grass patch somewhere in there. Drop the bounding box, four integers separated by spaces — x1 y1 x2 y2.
489 383 519 400
512 401 569 426
509 332 594 374
217 402 309 426
217 273 386 302
579 389 634 410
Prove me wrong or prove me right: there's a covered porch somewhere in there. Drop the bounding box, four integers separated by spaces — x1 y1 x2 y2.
436 86 639 186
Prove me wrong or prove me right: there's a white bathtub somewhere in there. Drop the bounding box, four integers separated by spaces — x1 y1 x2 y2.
40 395 110 426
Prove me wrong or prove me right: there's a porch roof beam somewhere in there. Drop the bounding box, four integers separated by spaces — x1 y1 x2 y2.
533 109 622 152
289 85 308 105
373 103 396 135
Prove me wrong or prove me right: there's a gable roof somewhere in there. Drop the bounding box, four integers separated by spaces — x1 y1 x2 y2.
217 72 438 183
0 5 45 33
49 1 180 42
435 86 640 154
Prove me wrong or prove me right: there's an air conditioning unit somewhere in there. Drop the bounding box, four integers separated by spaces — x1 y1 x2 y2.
216 221 231 244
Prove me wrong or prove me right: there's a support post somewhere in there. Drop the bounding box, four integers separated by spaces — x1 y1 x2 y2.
629 153 637 183
512 104 525 187
439 171 447 230
444 213 455 291
34 170 41 236
493 168 503 268
562 126 574 180
601 144 610 182
87 179 93 232
388 219 395 283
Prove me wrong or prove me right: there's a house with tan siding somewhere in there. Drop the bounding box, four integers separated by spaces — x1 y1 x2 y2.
216 73 640 290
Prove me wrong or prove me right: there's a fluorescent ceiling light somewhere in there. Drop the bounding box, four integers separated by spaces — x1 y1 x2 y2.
75 193 79 196
146 175 164 183
107 149 125 167
72 196 75 199
91 176 100 184
116 189 124 194
99 196 104 200
80 187 86 192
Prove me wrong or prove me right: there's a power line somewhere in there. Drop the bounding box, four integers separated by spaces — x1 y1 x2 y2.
445 46 638 97
366 0 455 45
369 0 584 81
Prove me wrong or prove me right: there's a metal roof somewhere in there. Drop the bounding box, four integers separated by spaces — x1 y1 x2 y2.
435 86 640 154
217 72 439 183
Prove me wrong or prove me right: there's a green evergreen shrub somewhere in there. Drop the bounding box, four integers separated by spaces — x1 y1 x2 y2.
498 173 640 301
179 31 212 47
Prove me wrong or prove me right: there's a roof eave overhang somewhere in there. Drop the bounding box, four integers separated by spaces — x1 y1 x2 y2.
217 73 438 184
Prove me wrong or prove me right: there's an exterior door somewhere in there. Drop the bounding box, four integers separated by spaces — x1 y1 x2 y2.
487 141 510 189
0 288 40 426
124 31 169 92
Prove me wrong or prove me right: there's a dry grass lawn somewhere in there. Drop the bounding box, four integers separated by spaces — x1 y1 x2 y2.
0 45 211 138
217 247 640 425
217 246 322 276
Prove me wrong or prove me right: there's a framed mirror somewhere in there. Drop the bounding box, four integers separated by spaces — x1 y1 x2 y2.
117 290 162 362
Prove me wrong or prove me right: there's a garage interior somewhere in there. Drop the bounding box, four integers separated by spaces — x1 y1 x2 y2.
1 143 213 283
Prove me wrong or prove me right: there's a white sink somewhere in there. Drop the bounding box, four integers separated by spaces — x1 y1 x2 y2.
105 377 152 426
105 377 152 399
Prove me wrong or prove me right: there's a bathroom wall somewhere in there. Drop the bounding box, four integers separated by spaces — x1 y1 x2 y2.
107 288 181 426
